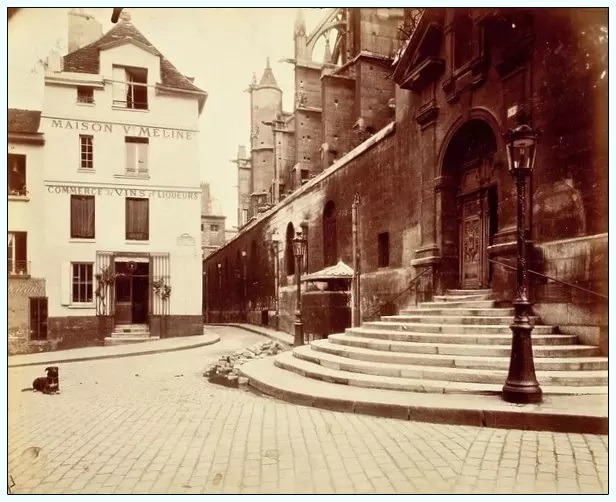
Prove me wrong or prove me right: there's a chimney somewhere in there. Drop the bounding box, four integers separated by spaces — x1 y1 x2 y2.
68 8 102 54
46 49 62 72
237 145 247 160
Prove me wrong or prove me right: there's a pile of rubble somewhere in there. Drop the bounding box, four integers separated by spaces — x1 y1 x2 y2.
204 339 288 388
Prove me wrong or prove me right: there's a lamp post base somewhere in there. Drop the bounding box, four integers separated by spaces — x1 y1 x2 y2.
502 382 543 404
502 299 543 404
294 320 304 347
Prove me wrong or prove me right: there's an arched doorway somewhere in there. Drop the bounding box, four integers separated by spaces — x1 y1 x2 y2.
440 119 499 289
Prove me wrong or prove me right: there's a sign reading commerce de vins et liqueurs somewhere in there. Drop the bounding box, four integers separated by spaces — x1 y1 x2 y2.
47 185 199 200
49 119 195 140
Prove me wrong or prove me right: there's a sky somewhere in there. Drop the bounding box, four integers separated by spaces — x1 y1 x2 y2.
7 7 329 228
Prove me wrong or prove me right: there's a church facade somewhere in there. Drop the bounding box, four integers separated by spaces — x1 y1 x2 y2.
204 8 607 353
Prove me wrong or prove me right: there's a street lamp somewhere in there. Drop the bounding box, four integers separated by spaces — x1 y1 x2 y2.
271 230 282 331
292 229 307 346
502 122 542 404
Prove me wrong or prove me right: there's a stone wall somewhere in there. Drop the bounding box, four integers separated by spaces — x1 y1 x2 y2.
8 277 47 355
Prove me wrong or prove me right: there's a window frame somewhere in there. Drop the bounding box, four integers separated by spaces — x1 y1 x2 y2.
210 224 220 232
77 86 94 104
452 10 475 73
79 135 94 170
70 195 96 239
125 197 150 241
378 232 390 268
8 154 27 196
8 231 28 275
113 65 148 110
71 262 94 304
125 136 149 176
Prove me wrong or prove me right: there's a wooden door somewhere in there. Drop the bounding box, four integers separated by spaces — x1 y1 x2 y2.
459 192 490 289
29 297 48 340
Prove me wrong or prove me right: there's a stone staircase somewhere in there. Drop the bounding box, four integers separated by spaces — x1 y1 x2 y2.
271 289 607 395
104 324 159 346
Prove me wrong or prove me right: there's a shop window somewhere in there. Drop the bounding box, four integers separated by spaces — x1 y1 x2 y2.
378 232 390 268
8 231 27 275
126 197 149 241
77 87 94 104
80 135 93 169
8 154 26 196
125 137 148 175
71 195 95 239
72 262 93 303
112 66 148 109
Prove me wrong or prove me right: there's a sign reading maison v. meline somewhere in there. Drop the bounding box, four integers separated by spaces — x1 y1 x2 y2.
49 118 195 140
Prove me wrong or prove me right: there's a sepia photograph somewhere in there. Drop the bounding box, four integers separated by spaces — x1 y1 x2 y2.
7 4 608 495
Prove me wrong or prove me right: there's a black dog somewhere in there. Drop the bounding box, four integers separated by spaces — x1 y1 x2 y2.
22 367 60 394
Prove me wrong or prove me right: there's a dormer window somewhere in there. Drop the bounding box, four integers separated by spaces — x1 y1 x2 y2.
112 66 148 110
77 87 94 104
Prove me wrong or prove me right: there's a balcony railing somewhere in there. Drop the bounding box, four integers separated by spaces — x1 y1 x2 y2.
8 187 28 197
8 260 30 276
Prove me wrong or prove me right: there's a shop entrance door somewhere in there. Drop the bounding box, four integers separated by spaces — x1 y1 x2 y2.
114 261 149 325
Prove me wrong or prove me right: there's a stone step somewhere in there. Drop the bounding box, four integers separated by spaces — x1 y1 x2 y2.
363 321 557 335
434 293 493 302
400 307 515 317
113 324 149 331
311 339 608 371
104 336 159 346
417 300 496 309
447 289 493 296
381 315 538 325
294 346 607 386
273 351 607 395
327 333 600 357
240 356 608 433
345 327 576 345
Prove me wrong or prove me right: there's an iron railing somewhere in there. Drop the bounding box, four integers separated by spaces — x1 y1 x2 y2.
365 266 433 320
488 257 608 302
8 260 30 276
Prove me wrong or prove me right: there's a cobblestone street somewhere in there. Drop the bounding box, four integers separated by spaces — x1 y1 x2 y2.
8 326 608 495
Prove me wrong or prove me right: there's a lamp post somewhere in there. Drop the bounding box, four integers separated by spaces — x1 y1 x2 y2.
502 122 542 404
292 229 307 347
241 251 248 322
271 230 281 331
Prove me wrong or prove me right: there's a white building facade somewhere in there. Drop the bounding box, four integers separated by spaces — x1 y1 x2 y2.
33 13 207 347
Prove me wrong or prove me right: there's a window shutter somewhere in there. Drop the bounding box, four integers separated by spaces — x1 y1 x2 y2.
138 143 148 173
126 142 136 173
60 262 71 305
112 67 126 106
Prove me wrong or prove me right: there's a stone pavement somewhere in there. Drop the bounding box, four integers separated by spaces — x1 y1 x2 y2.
7 326 608 495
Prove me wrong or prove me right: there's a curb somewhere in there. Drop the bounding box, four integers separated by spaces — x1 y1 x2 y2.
206 323 294 346
241 359 608 435
8 335 221 368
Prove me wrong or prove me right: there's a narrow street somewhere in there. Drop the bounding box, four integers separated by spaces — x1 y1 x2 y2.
8 326 608 494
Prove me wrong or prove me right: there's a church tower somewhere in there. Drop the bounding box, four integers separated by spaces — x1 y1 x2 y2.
247 58 282 216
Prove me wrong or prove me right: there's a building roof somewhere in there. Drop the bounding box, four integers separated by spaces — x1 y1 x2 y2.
63 16 207 105
8 109 42 134
258 57 279 88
